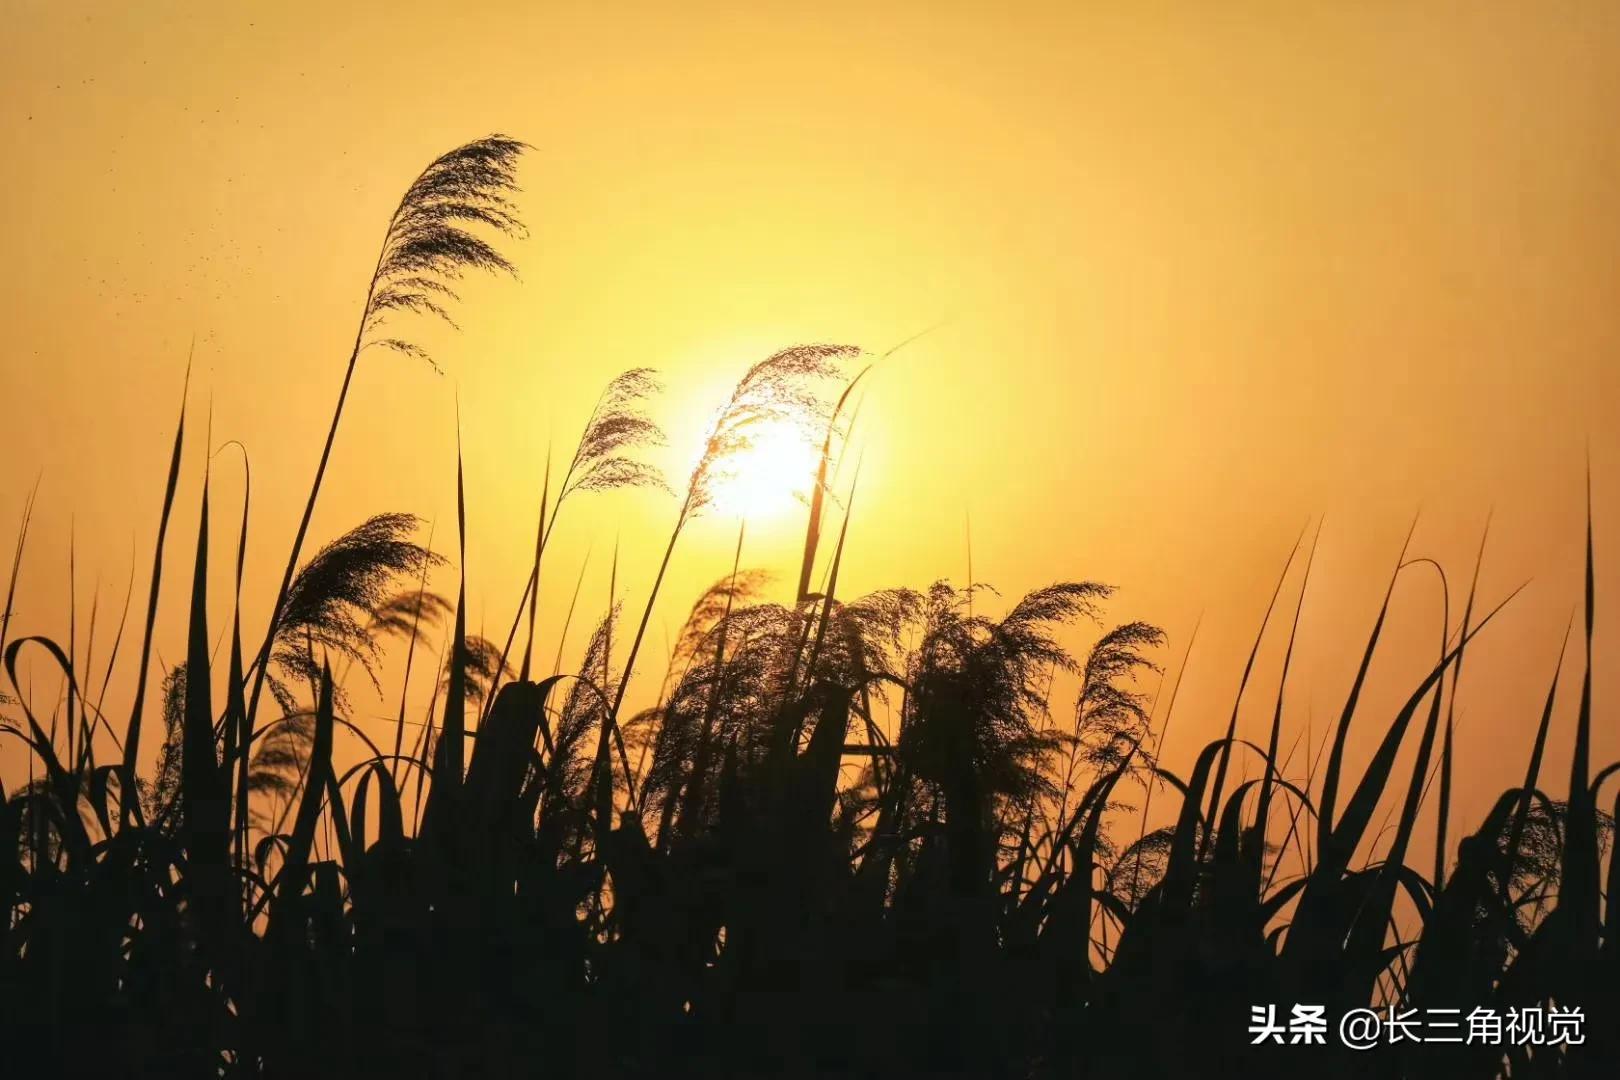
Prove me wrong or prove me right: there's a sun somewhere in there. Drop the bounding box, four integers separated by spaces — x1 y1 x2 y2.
708 423 822 521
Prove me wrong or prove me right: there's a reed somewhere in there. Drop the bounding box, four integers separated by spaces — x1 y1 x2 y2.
0 136 1615 1080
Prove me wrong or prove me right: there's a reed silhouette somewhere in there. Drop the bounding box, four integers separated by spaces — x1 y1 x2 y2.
1 136 1616 1080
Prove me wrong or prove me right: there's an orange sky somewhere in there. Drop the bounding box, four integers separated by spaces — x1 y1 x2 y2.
3 1 1618 868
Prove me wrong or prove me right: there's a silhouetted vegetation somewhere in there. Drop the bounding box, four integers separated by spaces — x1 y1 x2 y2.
2 136 1616 1079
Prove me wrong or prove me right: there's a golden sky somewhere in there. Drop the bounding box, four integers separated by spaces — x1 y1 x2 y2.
3 1 1619 862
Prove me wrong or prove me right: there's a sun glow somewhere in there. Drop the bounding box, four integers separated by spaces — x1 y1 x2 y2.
707 423 822 521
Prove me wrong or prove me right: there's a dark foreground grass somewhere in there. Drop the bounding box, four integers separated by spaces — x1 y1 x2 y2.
1 137 1616 1080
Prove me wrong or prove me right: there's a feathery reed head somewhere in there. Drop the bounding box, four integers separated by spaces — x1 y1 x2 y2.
272 513 444 695
685 344 860 517
563 367 669 498
441 634 513 705
1075 620 1166 776
367 588 455 639
362 135 530 371
669 568 774 671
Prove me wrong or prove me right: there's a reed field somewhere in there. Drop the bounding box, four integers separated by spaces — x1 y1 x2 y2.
1 137 1615 1080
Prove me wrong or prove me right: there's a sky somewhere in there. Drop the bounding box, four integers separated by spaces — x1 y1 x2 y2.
2 1 1618 868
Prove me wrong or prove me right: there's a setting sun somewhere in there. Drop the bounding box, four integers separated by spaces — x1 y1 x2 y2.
705 420 822 521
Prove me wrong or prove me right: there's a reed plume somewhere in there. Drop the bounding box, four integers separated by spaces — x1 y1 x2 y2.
248 136 529 739
494 367 667 693
592 345 856 837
